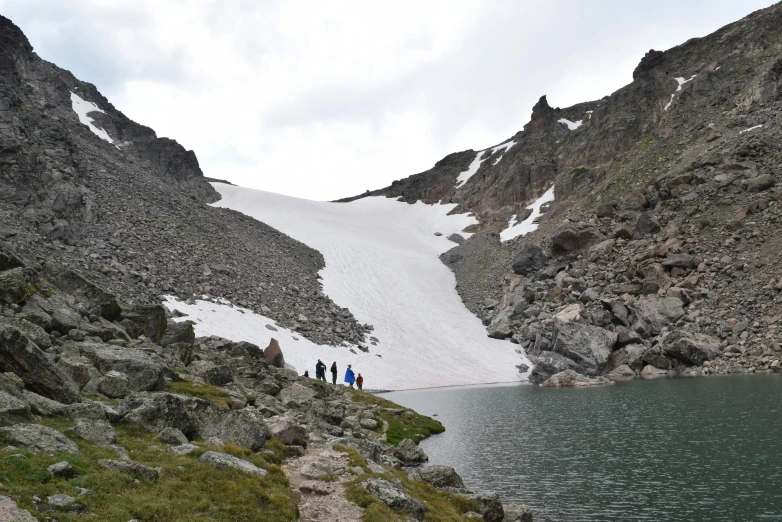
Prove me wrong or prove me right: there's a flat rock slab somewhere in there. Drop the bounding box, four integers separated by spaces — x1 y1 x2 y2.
299 480 334 496
198 451 268 477
98 459 159 481
0 495 37 521
0 424 79 453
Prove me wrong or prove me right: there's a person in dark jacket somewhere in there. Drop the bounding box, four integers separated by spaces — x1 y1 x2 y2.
344 365 356 387
315 360 327 382
330 362 338 385
356 374 364 390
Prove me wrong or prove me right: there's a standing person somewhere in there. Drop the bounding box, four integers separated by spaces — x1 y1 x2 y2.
344 364 356 388
316 359 327 382
356 373 364 391
303 370 309 378
330 362 338 385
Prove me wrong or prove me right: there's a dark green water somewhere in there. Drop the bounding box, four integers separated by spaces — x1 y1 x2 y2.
384 375 782 521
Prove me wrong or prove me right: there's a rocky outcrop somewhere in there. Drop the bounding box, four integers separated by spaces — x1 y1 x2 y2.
0 423 79 453
360 478 426 520
198 451 268 477
540 370 614 387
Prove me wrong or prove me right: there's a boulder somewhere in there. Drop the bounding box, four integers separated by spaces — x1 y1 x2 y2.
551 323 617 374
203 409 269 451
40 265 121 320
331 437 384 463
67 402 117 445
266 414 307 445
630 296 686 336
46 494 76 508
162 343 194 366
121 304 167 343
263 338 285 368
551 224 606 254
0 267 38 305
747 173 774 192
299 455 334 478
640 365 668 378
47 461 75 478
419 466 464 488
187 361 232 386
22 390 66 417
487 310 513 339
98 459 159 481
158 427 189 446
0 495 37 521
511 244 543 275
634 213 661 236
160 321 195 347
662 254 695 268
279 383 316 407
360 478 426 520
504 502 534 522
0 326 80 404
467 492 505 522
661 330 720 365
79 342 165 393
0 390 33 426
605 364 636 381
395 438 428 464
198 450 268 476
540 369 614 387
529 351 582 384
97 371 131 399
0 424 79 453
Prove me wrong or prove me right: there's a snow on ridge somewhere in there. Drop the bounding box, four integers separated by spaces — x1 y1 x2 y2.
558 118 583 130
664 75 697 112
500 185 555 242
70 92 117 147
585 110 593 119
739 124 763 134
198 184 527 390
454 140 516 187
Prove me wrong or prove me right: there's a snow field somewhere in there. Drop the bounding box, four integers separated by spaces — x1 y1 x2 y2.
70 91 117 146
557 118 582 130
455 139 517 187
174 184 528 390
500 185 555 242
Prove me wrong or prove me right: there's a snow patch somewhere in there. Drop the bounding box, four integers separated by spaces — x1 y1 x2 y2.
454 140 516 187
500 185 556 242
70 92 117 146
203 185 528 390
585 110 593 119
664 75 697 111
558 118 583 130
455 151 486 187
739 124 763 134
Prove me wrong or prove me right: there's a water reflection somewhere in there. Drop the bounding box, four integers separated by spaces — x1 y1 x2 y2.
384 375 782 521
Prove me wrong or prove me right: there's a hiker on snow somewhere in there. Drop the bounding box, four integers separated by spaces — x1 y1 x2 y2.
344 364 356 387
315 359 327 382
331 362 338 385
356 373 364 391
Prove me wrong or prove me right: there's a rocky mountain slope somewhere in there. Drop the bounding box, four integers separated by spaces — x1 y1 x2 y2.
0 15 369 347
345 3 782 384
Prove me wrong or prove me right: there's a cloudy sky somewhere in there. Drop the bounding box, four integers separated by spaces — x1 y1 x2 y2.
0 0 774 200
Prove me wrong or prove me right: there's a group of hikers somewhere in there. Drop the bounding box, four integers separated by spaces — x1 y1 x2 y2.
304 360 364 390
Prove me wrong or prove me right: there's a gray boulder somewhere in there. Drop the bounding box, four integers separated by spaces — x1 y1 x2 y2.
747 173 774 192
661 330 720 365
504 502 534 522
0 495 37 521
419 465 464 488
187 361 232 386
0 267 38 305
529 351 582 384
67 402 117 445
22 390 67 417
203 409 269 451
79 342 165 393
551 323 617 374
160 321 195 347
48 460 75 478
0 423 79 453
331 437 384 462
0 390 33 426
395 438 428 464
299 455 334 478
279 383 316 407
198 450 267 476
98 459 159 481
0 326 80 404
469 492 505 522
97 371 131 399
263 338 285 368
631 296 685 336
360 478 426 520
46 494 76 508
551 224 606 254
511 244 543 275
158 427 188 445
266 414 307 445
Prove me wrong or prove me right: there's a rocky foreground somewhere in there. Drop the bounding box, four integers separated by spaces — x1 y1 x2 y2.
0 241 531 521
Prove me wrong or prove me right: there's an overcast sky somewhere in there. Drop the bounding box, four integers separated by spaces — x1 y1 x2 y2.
0 1 774 200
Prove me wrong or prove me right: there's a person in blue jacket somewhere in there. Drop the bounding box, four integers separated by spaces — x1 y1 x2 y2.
344 364 356 387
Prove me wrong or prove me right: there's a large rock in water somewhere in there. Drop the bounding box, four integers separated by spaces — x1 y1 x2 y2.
540 370 614 387
511 244 543 275
661 330 720 365
0 326 80 404
263 338 285 368
551 323 617 374
630 296 685 336
529 351 582 384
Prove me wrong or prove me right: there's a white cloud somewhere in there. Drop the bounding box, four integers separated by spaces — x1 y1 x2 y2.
0 0 774 200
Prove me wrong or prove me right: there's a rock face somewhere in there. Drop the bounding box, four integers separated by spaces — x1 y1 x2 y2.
662 330 720 365
551 323 617 375
540 370 614 387
0 327 79 404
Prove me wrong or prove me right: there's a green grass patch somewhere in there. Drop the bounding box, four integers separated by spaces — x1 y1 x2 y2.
332 444 370 472
348 389 445 446
0 420 298 521
167 381 232 408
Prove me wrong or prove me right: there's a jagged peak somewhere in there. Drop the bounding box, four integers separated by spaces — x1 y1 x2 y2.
632 49 665 80
0 15 33 55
